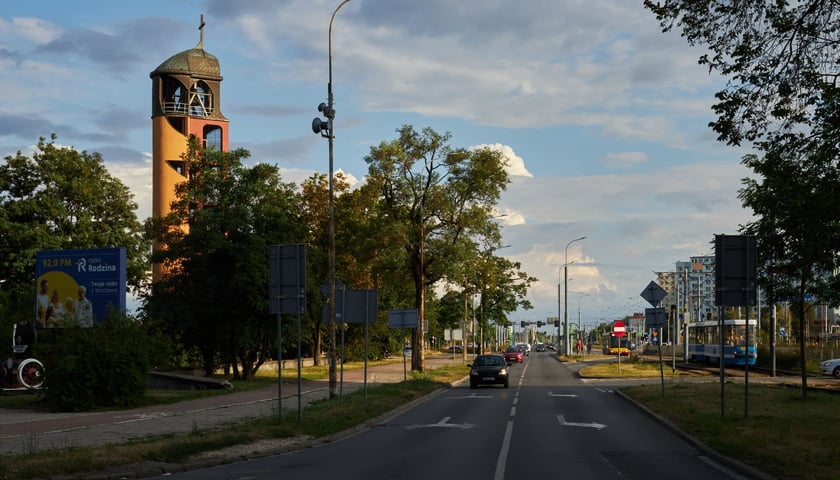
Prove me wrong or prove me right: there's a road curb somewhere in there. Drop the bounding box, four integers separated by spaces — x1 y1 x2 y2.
614 389 775 480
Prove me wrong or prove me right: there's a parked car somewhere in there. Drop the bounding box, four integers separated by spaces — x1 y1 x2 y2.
820 358 840 378
504 347 524 363
468 354 510 388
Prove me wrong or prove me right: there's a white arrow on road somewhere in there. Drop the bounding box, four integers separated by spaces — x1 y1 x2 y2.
547 392 579 398
556 415 607 430
406 416 476 430
447 393 494 400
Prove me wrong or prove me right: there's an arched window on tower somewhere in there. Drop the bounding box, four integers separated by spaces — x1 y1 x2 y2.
189 81 213 117
204 126 222 151
161 77 187 114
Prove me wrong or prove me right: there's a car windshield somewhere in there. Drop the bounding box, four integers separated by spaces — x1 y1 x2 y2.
474 356 504 366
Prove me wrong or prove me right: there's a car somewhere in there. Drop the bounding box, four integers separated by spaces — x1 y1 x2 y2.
535 343 546 352
820 358 840 378
504 347 524 363
468 354 510 388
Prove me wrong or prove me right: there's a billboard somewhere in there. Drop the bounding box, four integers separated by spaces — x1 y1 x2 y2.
35 248 127 328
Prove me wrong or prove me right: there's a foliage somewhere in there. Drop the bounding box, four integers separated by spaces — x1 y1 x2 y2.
362 125 526 371
0 135 148 335
645 0 840 399
143 138 307 379
644 0 840 146
43 317 151 411
738 84 840 395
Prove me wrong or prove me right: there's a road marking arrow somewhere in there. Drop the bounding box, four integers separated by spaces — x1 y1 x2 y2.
406 416 475 430
446 393 494 399
556 415 607 430
547 392 579 398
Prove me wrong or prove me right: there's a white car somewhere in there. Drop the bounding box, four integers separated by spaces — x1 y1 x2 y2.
819 358 840 378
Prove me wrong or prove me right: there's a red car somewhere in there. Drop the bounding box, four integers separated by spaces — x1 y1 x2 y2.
504 347 524 363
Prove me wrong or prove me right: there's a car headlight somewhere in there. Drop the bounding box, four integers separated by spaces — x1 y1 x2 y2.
470 370 479 376
499 368 508 376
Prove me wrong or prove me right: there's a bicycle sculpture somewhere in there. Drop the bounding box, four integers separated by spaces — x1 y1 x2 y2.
1 321 45 390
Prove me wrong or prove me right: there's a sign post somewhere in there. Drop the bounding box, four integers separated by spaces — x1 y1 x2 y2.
613 320 625 375
641 280 668 397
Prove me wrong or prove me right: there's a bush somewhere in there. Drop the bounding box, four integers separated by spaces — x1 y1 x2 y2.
44 317 150 411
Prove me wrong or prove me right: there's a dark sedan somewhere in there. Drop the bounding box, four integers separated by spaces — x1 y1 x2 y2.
503 347 524 363
468 354 510 388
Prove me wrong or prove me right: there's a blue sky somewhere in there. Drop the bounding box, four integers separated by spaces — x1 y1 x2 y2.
0 1 756 330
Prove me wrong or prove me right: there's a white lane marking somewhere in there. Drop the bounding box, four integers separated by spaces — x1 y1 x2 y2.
509 406 516 417
547 392 579 398
556 414 607 430
494 421 514 480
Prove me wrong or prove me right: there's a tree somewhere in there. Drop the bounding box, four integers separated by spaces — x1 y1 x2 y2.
0 135 147 330
363 125 514 371
144 138 306 378
739 84 840 397
644 0 840 146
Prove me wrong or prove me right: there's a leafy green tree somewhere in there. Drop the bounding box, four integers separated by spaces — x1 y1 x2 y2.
363 125 516 371
739 85 840 397
144 138 306 378
644 0 839 146
0 135 147 336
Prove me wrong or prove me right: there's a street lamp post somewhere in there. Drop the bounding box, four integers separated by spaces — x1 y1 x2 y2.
564 236 586 355
312 0 351 398
578 292 589 345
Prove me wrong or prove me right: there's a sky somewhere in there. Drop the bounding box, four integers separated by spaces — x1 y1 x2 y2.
0 0 757 331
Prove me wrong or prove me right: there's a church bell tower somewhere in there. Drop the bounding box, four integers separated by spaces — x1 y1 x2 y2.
150 16 229 281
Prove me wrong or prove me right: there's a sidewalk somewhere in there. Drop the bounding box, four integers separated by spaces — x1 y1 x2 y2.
0 355 464 457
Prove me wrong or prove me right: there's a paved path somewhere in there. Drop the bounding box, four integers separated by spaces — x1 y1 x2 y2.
0 355 465 456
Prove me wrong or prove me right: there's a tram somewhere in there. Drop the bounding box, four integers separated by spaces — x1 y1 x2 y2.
602 333 630 356
686 319 757 366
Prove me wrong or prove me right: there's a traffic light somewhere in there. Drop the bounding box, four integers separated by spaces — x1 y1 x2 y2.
520 321 526 328
537 321 544 327
554 320 559 327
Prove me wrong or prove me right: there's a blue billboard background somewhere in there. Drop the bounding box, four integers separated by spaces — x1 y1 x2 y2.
35 248 127 328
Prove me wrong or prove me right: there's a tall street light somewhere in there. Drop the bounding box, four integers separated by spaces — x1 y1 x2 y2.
312 0 351 398
564 236 586 355
577 292 590 350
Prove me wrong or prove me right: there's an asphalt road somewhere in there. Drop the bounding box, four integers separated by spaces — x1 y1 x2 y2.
153 352 769 480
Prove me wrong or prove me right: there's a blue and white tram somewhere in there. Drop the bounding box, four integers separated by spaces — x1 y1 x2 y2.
686 319 757 366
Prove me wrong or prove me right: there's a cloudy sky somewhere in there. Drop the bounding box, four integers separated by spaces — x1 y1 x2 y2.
0 1 756 330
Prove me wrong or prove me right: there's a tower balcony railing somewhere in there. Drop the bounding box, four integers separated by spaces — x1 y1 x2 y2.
161 101 213 117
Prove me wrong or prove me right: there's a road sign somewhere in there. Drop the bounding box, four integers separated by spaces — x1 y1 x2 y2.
640 281 667 307
644 307 667 329
613 320 626 338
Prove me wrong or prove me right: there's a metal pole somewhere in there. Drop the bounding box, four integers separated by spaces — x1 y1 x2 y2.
564 236 586 356
326 0 351 400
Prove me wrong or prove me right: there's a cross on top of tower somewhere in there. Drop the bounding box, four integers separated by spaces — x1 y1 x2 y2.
197 14 205 49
